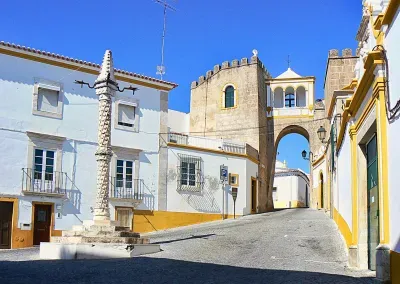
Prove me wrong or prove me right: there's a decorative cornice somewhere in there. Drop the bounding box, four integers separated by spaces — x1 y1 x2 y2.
0 41 178 91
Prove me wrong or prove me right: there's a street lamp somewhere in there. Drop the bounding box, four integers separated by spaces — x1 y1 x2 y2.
301 150 313 161
317 126 327 143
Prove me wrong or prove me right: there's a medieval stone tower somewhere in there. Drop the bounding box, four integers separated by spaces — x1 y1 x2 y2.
188 50 350 212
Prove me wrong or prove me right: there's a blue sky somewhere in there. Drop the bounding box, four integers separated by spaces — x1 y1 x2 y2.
0 0 362 173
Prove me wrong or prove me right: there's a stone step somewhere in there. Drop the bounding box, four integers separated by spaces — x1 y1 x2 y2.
72 225 130 233
62 230 140 238
51 236 150 245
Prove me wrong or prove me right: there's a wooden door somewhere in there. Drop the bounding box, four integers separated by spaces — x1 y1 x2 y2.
0 202 13 249
251 178 257 213
33 204 51 245
116 208 133 230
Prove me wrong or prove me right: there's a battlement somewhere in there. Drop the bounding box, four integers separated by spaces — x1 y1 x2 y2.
328 48 357 59
191 55 270 89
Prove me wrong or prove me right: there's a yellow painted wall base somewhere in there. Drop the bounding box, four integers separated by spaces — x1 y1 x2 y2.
391 250 400 283
273 200 305 209
333 207 353 247
134 210 237 233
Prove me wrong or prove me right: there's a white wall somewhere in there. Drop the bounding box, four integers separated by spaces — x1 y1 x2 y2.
336 131 353 232
273 173 308 206
0 53 163 230
385 8 400 253
168 109 189 133
166 147 257 216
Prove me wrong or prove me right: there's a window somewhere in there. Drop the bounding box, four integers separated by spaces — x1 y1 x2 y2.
118 104 135 127
33 149 55 192
38 88 59 113
178 154 203 191
33 79 63 119
229 174 239 187
115 159 134 191
285 94 295 108
224 85 235 108
115 99 139 132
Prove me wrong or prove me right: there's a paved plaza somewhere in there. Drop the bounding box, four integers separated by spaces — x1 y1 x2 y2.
0 209 374 283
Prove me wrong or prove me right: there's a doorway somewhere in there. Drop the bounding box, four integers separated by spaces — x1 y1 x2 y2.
251 177 257 213
33 204 52 245
366 134 379 271
0 201 13 249
116 207 133 230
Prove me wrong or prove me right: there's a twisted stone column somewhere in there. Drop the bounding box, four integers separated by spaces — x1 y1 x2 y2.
93 50 117 221
93 94 113 220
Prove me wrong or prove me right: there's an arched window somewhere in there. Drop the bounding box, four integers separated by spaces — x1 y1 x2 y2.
274 87 283 108
224 85 235 108
296 86 306 107
285 94 295 108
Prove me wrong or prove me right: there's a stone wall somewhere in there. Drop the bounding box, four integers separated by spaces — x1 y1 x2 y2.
324 48 357 115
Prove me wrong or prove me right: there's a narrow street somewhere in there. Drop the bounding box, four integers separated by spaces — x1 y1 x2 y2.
0 209 374 283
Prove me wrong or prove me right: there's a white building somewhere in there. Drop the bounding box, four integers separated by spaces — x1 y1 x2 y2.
0 42 259 248
273 160 309 208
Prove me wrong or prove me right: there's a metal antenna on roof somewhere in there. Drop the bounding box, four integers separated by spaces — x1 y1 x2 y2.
287 55 291 69
154 0 176 80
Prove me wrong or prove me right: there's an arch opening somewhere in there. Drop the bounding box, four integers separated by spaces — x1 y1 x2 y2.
272 125 311 209
296 86 306 107
274 87 283 108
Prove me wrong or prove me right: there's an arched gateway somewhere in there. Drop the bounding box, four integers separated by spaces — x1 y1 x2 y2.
189 54 326 212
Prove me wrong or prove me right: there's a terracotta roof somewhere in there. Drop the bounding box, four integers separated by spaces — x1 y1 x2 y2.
0 41 178 89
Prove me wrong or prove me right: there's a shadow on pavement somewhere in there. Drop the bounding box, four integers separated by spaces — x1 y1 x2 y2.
152 233 216 244
0 257 374 284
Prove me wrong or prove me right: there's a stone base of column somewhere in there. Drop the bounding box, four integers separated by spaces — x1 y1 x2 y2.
39 219 159 260
93 208 110 221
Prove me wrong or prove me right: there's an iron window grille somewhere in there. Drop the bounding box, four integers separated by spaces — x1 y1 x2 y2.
177 154 204 192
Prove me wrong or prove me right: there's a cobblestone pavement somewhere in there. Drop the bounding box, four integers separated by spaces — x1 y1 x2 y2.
0 208 375 284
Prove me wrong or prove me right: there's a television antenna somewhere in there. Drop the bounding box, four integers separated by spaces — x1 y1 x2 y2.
154 0 176 80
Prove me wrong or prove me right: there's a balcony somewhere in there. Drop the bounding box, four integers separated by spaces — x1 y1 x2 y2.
109 178 144 202
22 168 67 197
168 133 246 154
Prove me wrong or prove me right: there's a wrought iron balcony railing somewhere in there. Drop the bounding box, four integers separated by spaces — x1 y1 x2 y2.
22 168 67 196
109 177 144 201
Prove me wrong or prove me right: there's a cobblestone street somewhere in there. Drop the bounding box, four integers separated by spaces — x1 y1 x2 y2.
0 209 374 283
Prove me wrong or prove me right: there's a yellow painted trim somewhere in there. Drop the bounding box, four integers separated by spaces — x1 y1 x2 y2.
391 250 400 283
273 200 306 209
0 47 176 91
333 207 353 247
229 173 239 187
167 142 259 165
312 154 326 167
220 83 238 110
349 126 358 245
133 210 237 233
0 197 18 248
382 0 400 26
375 87 390 244
373 13 384 31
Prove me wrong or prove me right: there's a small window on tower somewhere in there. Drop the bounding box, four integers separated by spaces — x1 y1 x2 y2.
224 85 235 108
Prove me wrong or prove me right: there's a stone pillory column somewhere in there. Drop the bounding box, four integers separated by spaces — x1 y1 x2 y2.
93 50 118 221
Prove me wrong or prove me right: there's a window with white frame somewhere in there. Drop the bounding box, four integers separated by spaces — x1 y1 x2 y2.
33 148 56 192
178 154 203 191
33 79 63 119
116 159 134 188
115 99 139 132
